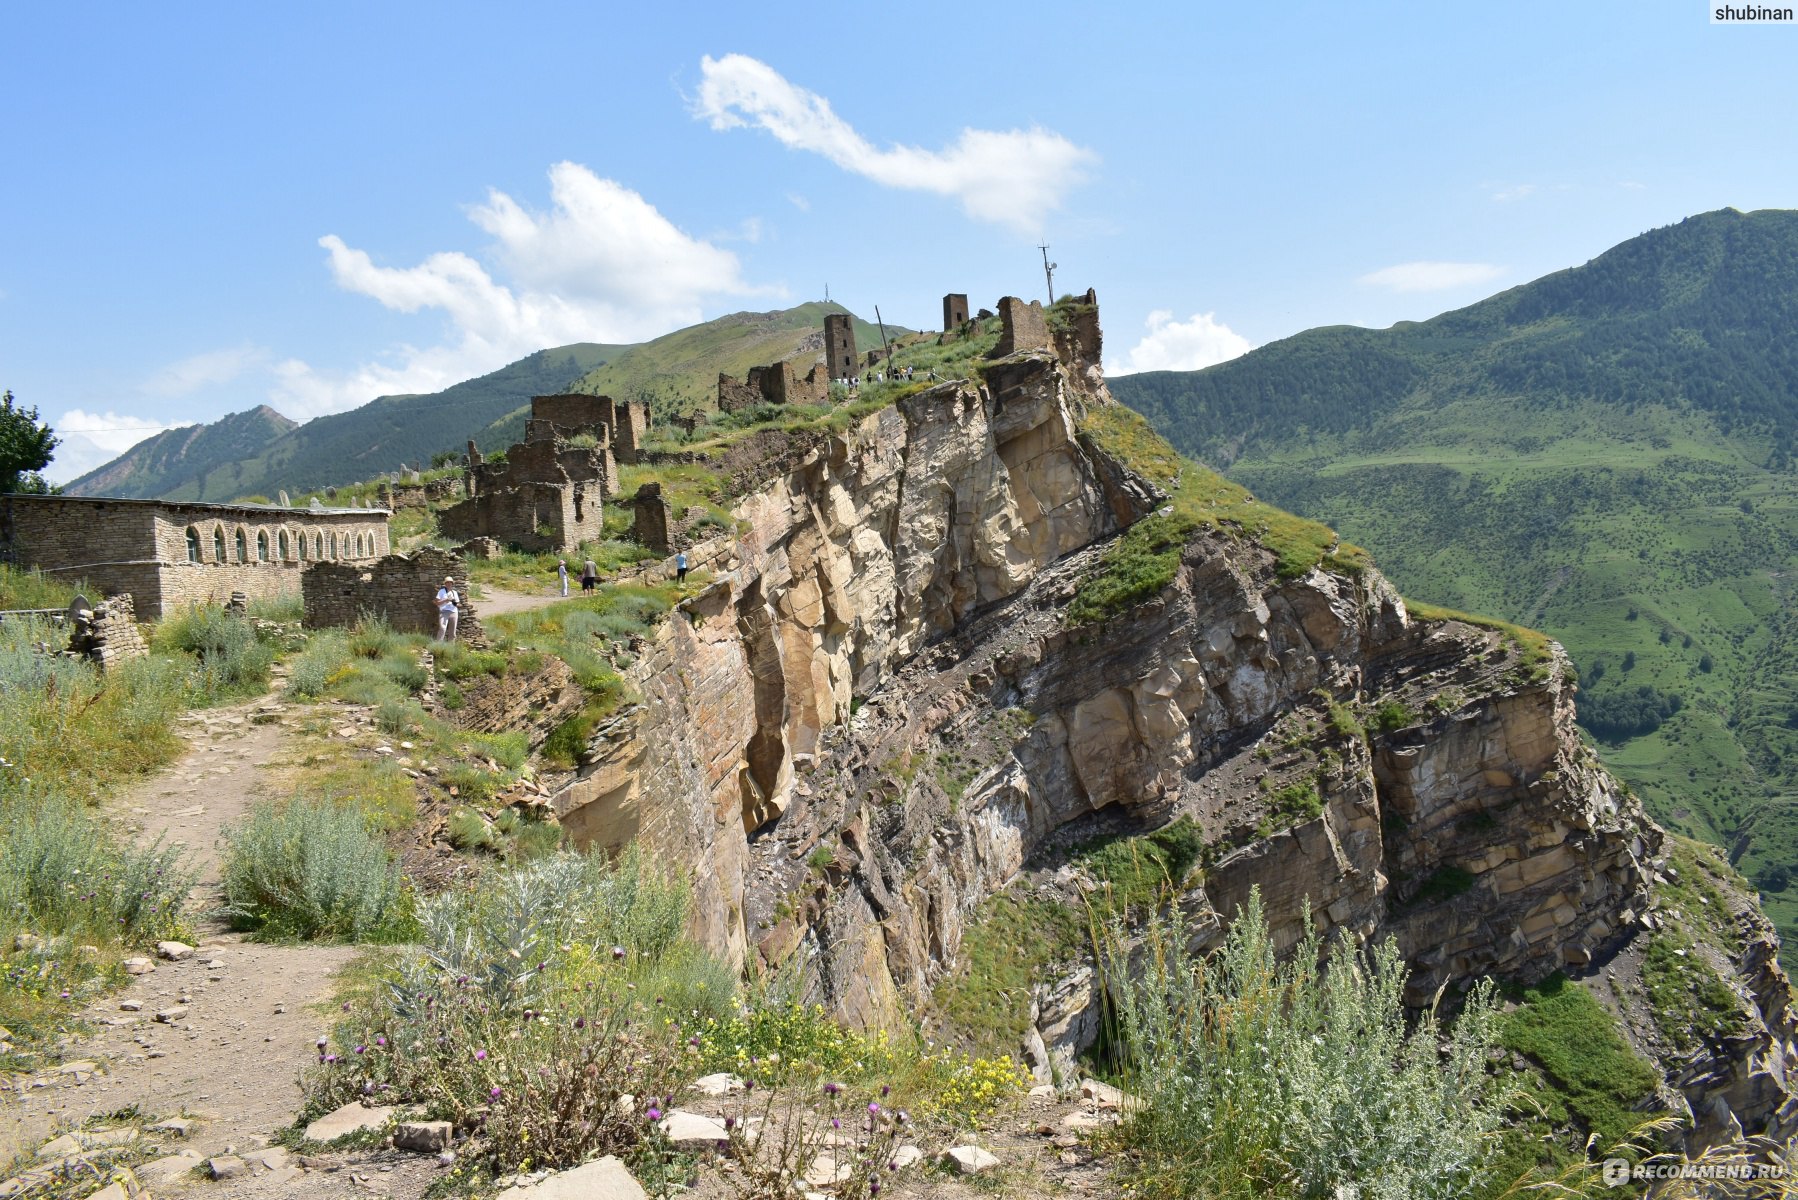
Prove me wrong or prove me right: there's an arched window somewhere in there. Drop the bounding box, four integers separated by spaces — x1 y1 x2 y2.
314 533 323 560
185 527 201 563
330 532 338 559
235 529 248 563
297 531 307 561
357 534 366 558
213 526 227 562
257 531 270 562
279 530 290 560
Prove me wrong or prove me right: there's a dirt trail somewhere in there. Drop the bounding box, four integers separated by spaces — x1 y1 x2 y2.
1 691 365 1193
472 584 569 618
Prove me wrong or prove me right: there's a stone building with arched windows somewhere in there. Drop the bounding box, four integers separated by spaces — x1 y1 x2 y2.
0 494 391 619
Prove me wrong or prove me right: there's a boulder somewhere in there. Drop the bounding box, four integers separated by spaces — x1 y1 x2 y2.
658 1110 730 1149
395 1121 453 1152
303 1101 395 1143
495 1155 646 1200
155 941 194 961
207 1156 247 1180
943 1145 1001 1174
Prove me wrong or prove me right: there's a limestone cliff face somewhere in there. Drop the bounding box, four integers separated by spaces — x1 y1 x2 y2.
551 337 1796 1147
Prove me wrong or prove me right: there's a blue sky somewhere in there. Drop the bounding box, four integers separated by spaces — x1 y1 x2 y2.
4 1 1795 481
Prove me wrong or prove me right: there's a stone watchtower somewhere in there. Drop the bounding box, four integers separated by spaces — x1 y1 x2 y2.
942 293 969 330
823 313 858 380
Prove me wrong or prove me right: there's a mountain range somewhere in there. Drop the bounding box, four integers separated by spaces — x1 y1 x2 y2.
1111 207 1798 965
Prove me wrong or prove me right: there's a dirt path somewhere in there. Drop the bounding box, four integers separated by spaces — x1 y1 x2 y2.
1 692 364 1193
472 584 569 617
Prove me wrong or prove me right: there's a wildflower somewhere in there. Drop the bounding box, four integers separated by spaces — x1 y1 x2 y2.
574 1017 585 1030
646 1107 662 1122
375 1035 386 1046
355 1045 367 1054
831 1118 841 1130
868 1102 881 1115
611 946 626 960
490 1086 503 1099
881 1084 891 1097
723 1115 736 1131
474 1049 488 1061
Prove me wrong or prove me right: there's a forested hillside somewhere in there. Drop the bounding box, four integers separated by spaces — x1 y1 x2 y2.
1112 208 1798 965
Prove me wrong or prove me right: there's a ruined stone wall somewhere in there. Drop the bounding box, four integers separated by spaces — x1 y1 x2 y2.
68 592 149 669
823 314 857 380
1 495 390 619
718 372 761 414
531 394 612 431
994 296 1052 356
379 476 464 510
302 547 481 640
943 293 969 330
439 423 610 553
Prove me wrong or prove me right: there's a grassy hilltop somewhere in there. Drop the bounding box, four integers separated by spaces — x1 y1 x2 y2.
1112 208 1798 965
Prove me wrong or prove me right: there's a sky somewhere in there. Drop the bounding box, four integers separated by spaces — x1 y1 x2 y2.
4 1 1796 483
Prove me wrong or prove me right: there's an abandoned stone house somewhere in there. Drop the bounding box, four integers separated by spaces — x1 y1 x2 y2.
0 494 392 620
943 293 969 329
438 393 640 554
716 358 832 413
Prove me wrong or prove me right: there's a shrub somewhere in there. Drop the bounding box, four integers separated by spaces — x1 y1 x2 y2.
153 605 275 700
303 849 731 1174
220 798 413 942
287 631 351 699
0 564 85 610
1368 700 1417 734
1105 889 1508 1200
0 794 192 945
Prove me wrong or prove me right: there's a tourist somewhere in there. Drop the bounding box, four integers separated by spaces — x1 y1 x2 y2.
676 550 689 583
557 558 569 597
581 556 598 592
435 576 460 642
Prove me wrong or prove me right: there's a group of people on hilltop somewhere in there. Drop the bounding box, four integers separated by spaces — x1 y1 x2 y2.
432 548 693 644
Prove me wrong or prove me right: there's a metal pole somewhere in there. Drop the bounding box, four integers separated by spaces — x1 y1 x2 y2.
874 306 895 371
1038 244 1058 306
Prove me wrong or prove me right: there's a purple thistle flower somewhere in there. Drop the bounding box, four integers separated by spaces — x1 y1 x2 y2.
490 1085 502 1099
355 1045 367 1054
868 1102 881 1115
375 1036 386 1046
723 1115 736 1131
881 1084 891 1097
646 1107 662 1122
611 946 626 960
574 1016 585 1030
831 1118 841 1129
823 1082 840 1096
473 1049 488 1061
870 1182 880 1195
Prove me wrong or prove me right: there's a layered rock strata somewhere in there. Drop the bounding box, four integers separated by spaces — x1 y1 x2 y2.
550 328 1796 1146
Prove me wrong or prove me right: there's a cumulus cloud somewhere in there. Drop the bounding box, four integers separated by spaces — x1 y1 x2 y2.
276 162 766 420
46 409 194 484
1357 261 1506 293
1109 310 1255 376
143 345 268 397
694 54 1095 233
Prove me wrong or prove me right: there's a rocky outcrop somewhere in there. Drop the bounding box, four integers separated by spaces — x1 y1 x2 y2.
550 316 1796 1148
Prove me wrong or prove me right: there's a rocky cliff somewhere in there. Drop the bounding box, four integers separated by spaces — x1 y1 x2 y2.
549 313 1797 1150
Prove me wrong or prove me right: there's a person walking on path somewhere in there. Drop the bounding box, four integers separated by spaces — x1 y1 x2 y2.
581 556 599 592
434 576 460 642
557 559 569 597
676 550 689 583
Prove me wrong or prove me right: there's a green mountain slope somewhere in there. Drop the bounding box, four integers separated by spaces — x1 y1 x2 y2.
65 404 298 498
1111 208 1798 965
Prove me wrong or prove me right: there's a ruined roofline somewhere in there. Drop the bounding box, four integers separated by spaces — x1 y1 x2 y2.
0 493 391 517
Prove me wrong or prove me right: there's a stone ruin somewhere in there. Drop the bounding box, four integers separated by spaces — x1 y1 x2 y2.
378 475 466 511
942 293 969 329
823 313 858 381
438 394 641 554
302 546 482 642
627 482 674 555
992 296 1053 357
67 593 148 669
717 359 831 414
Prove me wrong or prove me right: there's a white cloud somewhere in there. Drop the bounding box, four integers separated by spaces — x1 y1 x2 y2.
1357 261 1506 293
46 409 194 484
785 192 810 212
143 345 268 397
694 54 1095 234
276 161 767 420
1109 310 1255 376
1490 183 1538 203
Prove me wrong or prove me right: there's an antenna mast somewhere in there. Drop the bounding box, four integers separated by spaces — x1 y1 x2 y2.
1038 244 1057 306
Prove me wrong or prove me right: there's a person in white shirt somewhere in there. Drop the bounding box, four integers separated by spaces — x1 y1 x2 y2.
435 577 460 641
557 559 569 597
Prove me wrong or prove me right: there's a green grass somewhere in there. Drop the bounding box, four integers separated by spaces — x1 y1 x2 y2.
1488 973 1662 1187
1074 404 1367 622
0 563 87 610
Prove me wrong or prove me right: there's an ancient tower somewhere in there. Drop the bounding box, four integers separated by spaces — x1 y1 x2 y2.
942 293 969 330
823 313 858 380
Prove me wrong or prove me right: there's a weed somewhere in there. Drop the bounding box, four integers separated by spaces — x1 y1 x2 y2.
220 798 415 943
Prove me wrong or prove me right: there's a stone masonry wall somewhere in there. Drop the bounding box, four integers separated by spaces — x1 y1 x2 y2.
1 495 390 619
943 293 969 330
301 547 482 640
994 296 1052 356
823 314 857 380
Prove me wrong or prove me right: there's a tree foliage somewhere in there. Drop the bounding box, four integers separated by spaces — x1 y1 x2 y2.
0 390 58 494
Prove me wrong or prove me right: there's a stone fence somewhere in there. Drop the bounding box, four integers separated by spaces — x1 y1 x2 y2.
301 546 483 642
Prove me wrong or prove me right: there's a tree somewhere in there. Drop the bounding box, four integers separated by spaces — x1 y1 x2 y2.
0 390 58 494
